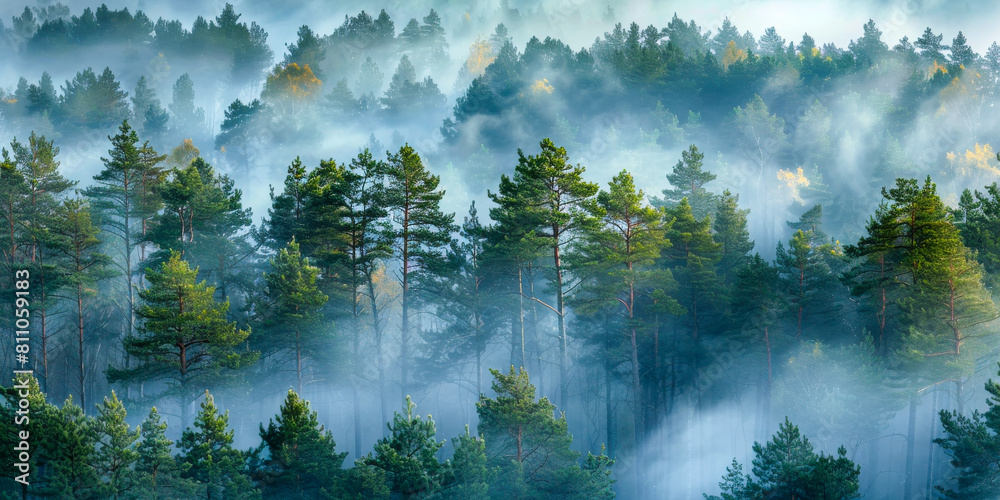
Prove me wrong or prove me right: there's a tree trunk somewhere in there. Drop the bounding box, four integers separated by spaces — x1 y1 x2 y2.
553 237 568 410
527 273 542 394
903 393 917 498
369 279 389 430
606 361 616 458
476 347 482 397
296 329 302 394
631 323 644 497
353 304 363 456
654 314 662 425
78 282 86 410
925 389 938 498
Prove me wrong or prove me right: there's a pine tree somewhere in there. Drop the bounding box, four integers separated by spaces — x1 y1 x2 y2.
713 189 754 287
255 389 347 498
108 252 257 428
663 197 723 339
936 363 1000 499
48 198 114 408
298 149 389 451
384 144 455 401
94 391 140 498
131 75 165 133
477 367 614 498
145 157 253 301
915 27 947 64
707 418 860 499
787 204 828 243
215 98 268 174
364 396 449 499
84 120 166 350
653 144 718 219
489 138 598 408
177 391 259 499
264 239 329 393
0 375 55 495
956 183 1000 289
8 132 75 390
283 25 327 80
845 177 997 354
45 397 103 498
774 229 840 340
439 426 493 499
26 72 57 116
259 156 310 252
570 169 679 474
134 406 197 498
170 74 206 136
88 67 130 128
421 201 498 396
950 31 976 67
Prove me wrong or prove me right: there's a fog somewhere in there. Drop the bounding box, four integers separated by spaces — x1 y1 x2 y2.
2 0 1000 498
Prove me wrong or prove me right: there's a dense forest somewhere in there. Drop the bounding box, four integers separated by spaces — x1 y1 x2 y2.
2 1 1000 498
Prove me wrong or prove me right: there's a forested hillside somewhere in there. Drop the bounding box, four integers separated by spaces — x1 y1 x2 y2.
1 1 1000 498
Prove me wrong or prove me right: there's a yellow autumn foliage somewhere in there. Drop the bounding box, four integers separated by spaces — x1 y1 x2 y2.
940 70 982 107
168 138 200 168
947 143 1000 183
927 60 948 79
777 167 810 202
465 36 496 77
722 40 747 71
531 79 554 95
264 63 322 102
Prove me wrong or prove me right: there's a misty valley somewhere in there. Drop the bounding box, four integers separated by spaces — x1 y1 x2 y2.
2 1 1000 499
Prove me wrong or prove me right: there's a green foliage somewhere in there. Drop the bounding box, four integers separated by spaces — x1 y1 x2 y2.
653 144 719 219
109 252 257 411
713 189 754 286
255 389 347 498
365 396 449 498
384 143 455 395
56 66 130 128
845 177 997 359
706 418 860 500
325 461 390 500
44 397 103 498
663 197 723 338
215 98 269 172
957 183 1000 290
94 391 140 498
434 425 494 499
382 55 446 116
774 227 843 339
133 406 198 499
170 74 206 135
936 363 1000 498
178 391 260 499
146 156 253 295
477 367 614 499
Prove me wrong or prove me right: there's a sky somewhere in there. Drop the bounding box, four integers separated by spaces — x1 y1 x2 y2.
4 0 998 67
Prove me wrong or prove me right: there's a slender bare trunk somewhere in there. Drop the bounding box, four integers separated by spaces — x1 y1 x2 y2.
369 278 388 430
553 235 568 409
606 361 615 458
903 394 917 498
296 329 302 394
78 282 86 410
